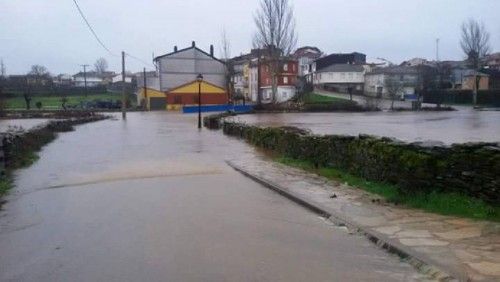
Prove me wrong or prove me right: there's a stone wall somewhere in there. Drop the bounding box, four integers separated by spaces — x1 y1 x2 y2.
222 121 500 206
1 114 108 170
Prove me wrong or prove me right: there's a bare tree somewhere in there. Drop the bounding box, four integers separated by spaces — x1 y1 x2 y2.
28 65 51 93
460 18 490 105
94 57 108 74
0 59 6 77
384 76 404 110
220 28 231 60
0 60 6 115
29 65 49 77
253 0 297 103
220 28 235 104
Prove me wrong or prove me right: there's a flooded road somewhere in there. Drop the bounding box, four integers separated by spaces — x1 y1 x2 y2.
0 113 423 281
235 109 500 144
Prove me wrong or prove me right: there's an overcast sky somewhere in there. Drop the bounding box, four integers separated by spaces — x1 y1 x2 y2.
1 0 499 75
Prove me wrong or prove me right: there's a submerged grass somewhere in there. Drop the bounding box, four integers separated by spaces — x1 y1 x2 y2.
276 156 500 222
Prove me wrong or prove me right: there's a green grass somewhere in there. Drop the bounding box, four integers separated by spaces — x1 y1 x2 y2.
0 177 12 197
276 156 500 222
303 93 350 104
4 93 134 109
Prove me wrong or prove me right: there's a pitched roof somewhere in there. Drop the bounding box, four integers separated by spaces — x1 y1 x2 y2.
167 80 226 94
73 71 116 78
317 64 365 73
293 46 322 59
154 46 225 64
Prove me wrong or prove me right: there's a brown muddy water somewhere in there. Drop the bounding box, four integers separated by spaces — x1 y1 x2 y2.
234 109 500 144
0 112 425 281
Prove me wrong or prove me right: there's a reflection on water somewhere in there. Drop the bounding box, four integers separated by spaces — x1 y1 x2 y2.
235 110 500 144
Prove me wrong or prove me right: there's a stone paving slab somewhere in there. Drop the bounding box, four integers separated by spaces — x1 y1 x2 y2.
227 155 500 282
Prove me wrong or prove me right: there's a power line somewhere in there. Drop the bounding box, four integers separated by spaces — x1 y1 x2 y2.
71 0 115 56
71 0 153 70
125 52 155 68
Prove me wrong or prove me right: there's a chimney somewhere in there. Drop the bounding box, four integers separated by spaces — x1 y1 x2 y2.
174 46 178 52
192 41 196 47
210 45 214 57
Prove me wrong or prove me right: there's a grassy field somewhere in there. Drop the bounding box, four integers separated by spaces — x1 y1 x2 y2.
303 93 350 104
4 93 134 109
276 156 500 222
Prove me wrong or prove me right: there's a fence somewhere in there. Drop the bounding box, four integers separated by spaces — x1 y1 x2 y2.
423 90 500 106
183 104 254 114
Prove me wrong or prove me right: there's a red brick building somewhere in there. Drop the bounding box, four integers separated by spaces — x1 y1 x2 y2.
249 58 298 103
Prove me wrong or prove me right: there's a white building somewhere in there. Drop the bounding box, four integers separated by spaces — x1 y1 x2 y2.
292 46 322 78
364 66 420 98
153 42 226 92
73 72 104 87
313 64 369 93
112 73 134 84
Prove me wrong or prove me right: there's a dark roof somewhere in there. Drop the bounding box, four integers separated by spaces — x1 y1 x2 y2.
317 64 364 73
73 71 115 78
154 46 225 64
480 68 500 77
314 52 366 70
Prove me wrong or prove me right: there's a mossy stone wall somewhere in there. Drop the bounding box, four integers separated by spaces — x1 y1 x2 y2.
223 121 500 206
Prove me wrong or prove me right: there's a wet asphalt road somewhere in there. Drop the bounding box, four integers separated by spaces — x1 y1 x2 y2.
0 113 423 281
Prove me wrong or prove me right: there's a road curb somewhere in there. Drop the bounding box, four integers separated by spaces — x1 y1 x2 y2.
227 160 463 282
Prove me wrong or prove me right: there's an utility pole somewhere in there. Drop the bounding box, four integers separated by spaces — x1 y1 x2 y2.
121 51 126 119
80 64 89 97
436 38 440 62
143 67 147 110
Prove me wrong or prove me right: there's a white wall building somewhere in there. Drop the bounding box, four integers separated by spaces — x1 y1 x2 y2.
154 42 226 92
313 64 369 93
73 73 104 87
364 66 420 98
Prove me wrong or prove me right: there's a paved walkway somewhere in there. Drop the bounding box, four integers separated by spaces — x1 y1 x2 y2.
0 113 427 282
227 155 500 281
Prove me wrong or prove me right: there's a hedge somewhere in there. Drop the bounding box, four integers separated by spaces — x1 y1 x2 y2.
223 121 500 206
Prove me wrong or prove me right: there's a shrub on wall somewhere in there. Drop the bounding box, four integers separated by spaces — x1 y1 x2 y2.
223 121 500 206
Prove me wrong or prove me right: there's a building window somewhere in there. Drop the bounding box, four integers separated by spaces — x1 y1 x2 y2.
283 77 288 84
174 96 182 104
292 64 296 72
283 64 288 71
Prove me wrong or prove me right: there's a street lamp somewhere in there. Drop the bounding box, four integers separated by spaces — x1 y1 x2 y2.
196 74 203 129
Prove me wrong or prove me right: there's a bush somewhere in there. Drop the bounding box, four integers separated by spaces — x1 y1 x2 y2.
223 121 500 206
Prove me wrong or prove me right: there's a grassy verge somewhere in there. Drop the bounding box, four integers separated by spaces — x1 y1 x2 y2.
0 177 12 197
304 93 349 104
5 93 135 109
277 156 500 222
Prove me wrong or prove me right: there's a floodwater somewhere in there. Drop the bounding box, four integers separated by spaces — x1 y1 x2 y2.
235 109 500 144
0 119 49 133
0 113 424 281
